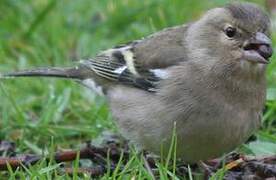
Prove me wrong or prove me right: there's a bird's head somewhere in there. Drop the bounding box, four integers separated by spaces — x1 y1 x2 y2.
185 2 273 75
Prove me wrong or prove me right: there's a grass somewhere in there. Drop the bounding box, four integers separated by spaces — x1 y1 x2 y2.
0 0 276 179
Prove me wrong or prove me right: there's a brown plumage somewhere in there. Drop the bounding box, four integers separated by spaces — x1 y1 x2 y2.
1 2 273 162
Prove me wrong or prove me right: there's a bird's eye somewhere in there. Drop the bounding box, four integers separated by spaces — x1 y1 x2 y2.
225 27 236 38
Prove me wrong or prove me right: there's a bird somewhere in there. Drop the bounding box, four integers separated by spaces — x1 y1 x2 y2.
0 2 273 163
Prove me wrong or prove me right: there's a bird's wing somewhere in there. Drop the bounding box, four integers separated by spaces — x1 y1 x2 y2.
80 24 188 92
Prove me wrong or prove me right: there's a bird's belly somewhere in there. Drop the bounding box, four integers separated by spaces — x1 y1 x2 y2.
170 109 260 162
141 108 261 163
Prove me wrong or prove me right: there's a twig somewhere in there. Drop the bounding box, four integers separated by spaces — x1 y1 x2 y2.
0 145 108 171
0 154 40 170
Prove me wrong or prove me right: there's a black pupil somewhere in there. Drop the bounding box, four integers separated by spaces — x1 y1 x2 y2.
225 27 236 38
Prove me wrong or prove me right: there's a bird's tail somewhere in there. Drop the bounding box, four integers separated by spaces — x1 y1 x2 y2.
0 66 107 94
0 66 89 80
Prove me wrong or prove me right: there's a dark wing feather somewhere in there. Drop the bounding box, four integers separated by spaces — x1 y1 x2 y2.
80 46 160 92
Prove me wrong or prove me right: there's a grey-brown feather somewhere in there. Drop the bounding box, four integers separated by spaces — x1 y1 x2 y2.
226 3 270 31
134 24 189 69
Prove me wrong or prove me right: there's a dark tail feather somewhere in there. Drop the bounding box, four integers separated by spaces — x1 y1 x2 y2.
1 67 87 80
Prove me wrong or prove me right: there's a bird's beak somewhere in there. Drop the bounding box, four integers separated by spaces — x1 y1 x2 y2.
242 32 273 64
